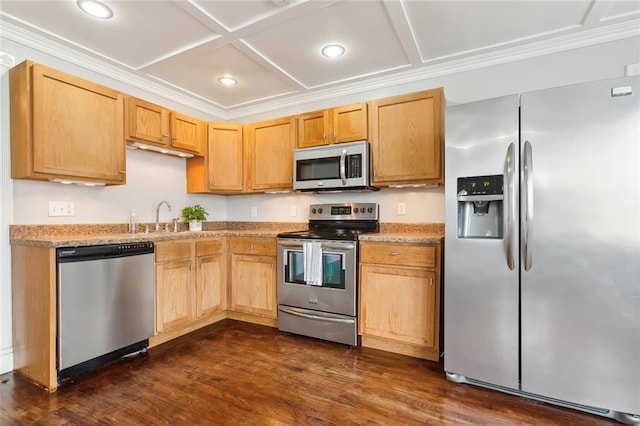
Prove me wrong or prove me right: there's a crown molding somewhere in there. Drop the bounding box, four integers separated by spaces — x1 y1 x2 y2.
1 14 638 122
227 18 640 119
0 16 228 119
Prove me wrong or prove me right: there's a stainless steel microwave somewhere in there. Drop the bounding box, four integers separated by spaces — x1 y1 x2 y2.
293 141 378 192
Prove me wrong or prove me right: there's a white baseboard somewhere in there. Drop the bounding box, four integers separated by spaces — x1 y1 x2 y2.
0 346 13 374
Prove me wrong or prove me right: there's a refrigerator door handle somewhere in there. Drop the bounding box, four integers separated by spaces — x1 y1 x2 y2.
523 140 534 271
504 142 516 270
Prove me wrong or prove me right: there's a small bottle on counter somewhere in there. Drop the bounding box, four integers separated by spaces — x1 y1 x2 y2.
129 209 138 234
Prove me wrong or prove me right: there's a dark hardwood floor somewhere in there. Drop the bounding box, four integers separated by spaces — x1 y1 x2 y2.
1 320 615 425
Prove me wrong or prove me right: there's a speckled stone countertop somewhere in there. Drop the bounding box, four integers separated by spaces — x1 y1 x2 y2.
362 223 444 244
9 222 307 248
10 222 444 248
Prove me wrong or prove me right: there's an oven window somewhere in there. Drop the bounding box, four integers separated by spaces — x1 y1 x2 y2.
296 157 340 181
285 250 345 289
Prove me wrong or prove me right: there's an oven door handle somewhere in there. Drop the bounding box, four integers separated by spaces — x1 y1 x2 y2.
278 241 356 250
278 307 355 324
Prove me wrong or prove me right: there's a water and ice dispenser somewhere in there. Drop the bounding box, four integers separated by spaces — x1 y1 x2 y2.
457 175 504 239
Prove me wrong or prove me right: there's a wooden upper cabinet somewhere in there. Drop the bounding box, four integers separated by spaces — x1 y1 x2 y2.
332 103 368 143
246 116 296 191
170 112 203 154
127 97 169 145
127 97 203 155
297 102 367 148
186 122 244 194
297 109 329 147
368 89 444 187
9 60 126 185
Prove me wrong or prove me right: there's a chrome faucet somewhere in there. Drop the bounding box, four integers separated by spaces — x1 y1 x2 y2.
155 200 171 231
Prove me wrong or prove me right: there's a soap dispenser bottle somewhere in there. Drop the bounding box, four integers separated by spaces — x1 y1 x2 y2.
129 209 138 234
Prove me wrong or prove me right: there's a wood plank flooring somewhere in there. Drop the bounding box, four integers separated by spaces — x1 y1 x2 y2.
1 320 615 425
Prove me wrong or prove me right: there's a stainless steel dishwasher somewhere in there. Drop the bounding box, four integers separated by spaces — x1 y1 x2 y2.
57 242 154 381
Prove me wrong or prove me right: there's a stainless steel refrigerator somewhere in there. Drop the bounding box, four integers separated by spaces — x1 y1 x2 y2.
444 76 639 424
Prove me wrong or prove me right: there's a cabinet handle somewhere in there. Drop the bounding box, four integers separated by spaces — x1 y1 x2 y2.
172 136 178 140
429 278 433 286
162 133 169 138
390 252 399 256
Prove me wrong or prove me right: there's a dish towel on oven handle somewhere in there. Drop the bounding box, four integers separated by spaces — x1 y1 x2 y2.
303 242 323 286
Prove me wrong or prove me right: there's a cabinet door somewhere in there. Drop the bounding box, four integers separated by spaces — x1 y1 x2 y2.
23 63 125 183
170 112 203 154
155 259 194 333
297 110 330 148
196 254 226 317
127 97 169 146
246 116 296 191
208 122 244 191
230 254 277 318
332 102 367 143
368 89 444 186
360 265 437 349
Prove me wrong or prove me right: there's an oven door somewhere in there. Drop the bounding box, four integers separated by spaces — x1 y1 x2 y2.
277 239 357 316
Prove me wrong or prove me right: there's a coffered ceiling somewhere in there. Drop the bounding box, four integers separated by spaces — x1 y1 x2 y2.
1 0 639 120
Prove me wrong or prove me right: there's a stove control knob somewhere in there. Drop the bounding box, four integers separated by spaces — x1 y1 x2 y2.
311 208 316 214
367 207 373 213
353 208 359 213
318 208 323 214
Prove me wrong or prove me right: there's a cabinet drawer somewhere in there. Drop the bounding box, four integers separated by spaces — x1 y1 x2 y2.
360 242 436 267
155 240 194 262
230 237 276 256
196 238 224 256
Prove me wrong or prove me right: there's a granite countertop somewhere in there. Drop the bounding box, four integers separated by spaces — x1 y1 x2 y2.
10 222 444 248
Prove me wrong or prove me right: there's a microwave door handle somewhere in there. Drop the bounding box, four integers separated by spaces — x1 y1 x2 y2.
340 149 347 185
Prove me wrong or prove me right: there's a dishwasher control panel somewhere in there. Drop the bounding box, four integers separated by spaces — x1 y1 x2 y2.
57 242 154 262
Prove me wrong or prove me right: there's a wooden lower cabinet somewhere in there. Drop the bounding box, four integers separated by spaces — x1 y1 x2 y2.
358 241 442 361
151 238 226 346
196 239 227 317
228 237 278 326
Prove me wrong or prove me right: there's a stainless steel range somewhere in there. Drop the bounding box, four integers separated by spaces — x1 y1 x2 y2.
277 203 379 346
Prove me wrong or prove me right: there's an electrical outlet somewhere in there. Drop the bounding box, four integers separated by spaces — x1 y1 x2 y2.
250 206 258 218
48 201 75 217
290 206 297 217
397 202 406 216
625 63 640 77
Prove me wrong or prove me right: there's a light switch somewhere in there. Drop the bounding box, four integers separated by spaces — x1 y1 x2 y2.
250 206 258 217
397 202 406 215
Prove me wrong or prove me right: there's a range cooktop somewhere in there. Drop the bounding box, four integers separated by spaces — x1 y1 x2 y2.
278 203 379 241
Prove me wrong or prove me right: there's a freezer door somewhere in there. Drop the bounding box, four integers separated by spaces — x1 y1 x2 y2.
444 95 520 389
520 76 640 415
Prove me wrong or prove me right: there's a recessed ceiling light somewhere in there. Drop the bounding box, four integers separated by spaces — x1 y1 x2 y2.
77 0 114 19
321 44 345 58
218 76 238 86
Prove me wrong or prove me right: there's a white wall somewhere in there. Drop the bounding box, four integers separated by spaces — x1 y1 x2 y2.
1 34 639 374
13 150 227 225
